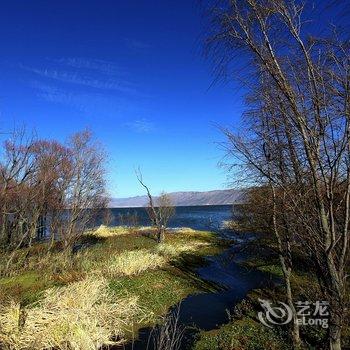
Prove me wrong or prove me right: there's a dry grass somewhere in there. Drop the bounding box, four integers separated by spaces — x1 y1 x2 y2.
88 226 198 239
105 249 166 277
0 246 81 279
0 277 151 350
155 241 211 258
89 225 132 237
0 226 223 349
151 307 185 350
171 227 196 234
89 225 158 237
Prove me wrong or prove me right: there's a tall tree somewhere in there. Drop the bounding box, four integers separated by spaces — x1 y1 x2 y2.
206 1 350 348
0 129 108 272
61 130 108 251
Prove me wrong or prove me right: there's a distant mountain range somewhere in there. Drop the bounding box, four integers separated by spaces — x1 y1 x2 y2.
109 189 243 208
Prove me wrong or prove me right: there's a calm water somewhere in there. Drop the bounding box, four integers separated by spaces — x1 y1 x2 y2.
109 205 233 231
115 234 276 350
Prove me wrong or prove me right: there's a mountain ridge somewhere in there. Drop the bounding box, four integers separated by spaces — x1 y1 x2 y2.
109 189 243 208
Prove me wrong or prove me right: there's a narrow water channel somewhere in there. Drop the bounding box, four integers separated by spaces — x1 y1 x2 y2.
116 230 277 350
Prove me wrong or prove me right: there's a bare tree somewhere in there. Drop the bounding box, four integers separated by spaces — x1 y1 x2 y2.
0 129 36 250
0 130 49 274
155 192 175 243
31 140 72 251
136 170 175 243
102 208 115 227
206 1 350 349
0 129 109 271
0 132 69 269
60 130 108 251
222 103 302 347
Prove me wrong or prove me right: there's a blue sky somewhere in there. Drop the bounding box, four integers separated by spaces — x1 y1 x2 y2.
0 0 244 197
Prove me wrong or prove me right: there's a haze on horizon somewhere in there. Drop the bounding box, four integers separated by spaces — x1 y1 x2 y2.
0 1 244 198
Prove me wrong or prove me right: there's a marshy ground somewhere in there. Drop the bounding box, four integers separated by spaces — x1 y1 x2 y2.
194 234 350 350
0 226 227 349
1 227 346 350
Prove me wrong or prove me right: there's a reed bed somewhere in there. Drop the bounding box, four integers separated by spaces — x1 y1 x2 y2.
0 277 151 350
105 249 166 277
89 225 132 237
155 241 211 258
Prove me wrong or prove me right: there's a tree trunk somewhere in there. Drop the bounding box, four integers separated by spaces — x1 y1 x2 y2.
328 284 343 350
157 226 165 243
270 185 301 348
330 329 342 350
284 266 301 349
330 334 341 350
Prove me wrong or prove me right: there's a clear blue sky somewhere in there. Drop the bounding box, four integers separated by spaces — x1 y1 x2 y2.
0 0 244 197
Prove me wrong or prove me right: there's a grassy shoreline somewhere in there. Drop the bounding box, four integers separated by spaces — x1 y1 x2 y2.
0 226 228 349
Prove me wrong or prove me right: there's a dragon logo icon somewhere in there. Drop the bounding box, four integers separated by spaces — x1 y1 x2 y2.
258 299 293 328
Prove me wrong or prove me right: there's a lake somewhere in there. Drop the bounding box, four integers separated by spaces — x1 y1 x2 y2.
108 205 233 231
